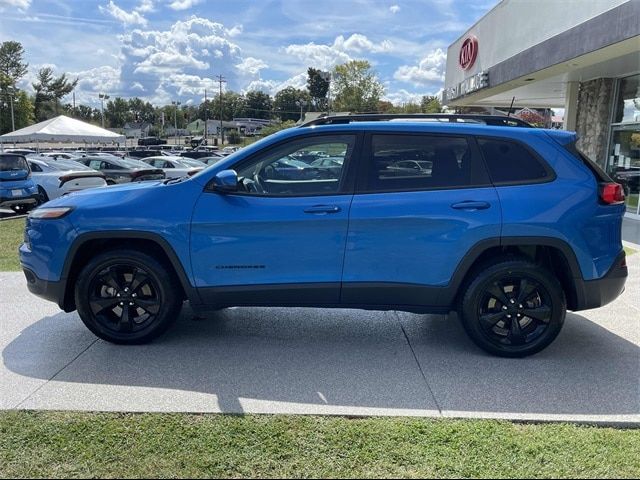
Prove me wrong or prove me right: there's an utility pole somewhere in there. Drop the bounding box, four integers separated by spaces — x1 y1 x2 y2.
172 100 181 145
99 93 110 128
203 89 207 145
216 74 226 145
9 87 15 132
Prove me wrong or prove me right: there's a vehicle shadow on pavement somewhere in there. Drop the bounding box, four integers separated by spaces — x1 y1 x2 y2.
2 305 639 417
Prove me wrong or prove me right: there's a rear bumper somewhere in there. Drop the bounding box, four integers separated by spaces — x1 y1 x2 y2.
0 194 39 208
574 251 628 311
23 267 66 310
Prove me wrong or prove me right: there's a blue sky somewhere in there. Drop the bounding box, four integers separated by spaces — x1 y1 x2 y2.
0 0 497 107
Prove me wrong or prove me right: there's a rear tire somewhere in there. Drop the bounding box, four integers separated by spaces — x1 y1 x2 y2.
75 249 182 344
458 257 566 358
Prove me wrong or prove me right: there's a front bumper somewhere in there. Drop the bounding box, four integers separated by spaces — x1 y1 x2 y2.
23 267 66 310
574 251 628 311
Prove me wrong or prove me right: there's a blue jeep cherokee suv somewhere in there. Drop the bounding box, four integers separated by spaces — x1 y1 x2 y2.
19 115 628 357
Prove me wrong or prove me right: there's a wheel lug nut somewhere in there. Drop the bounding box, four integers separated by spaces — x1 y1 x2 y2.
502 306 508 310
129 302 134 306
519 304 523 309
510 299 515 304
506 314 512 318
132 293 137 297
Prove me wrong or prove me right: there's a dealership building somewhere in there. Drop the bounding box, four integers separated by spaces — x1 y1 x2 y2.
443 0 640 218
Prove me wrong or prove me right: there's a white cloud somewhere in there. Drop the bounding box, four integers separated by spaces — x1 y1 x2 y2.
245 72 307 96
136 0 154 13
393 48 447 87
70 65 122 105
389 5 400 14
235 57 268 76
167 0 202 11
284 33 393 71
0 0 30 11
99 1 148 26
117 16 246 103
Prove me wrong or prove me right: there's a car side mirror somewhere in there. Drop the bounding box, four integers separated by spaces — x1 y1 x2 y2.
211 169 238 192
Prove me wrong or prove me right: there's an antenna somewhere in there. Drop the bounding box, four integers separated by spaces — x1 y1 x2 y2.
507 96 516 117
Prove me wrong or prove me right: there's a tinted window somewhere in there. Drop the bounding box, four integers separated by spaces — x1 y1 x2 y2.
235 135 355 196
367 135 474 191
478 138 550 184
29 162 43 172
0 155 28 171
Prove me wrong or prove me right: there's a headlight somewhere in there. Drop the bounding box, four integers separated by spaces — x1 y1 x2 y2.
28 207 74 219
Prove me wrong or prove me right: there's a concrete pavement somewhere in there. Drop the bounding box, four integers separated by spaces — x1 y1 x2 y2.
1 253 638 425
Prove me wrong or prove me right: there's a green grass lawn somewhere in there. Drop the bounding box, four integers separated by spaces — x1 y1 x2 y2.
0 412 638 479
0 218 24 271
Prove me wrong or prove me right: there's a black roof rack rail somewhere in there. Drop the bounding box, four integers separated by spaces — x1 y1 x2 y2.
300 113 532 128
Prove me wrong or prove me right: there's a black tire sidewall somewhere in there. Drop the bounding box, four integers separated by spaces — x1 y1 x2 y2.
75 250 181 344
460 260 566 358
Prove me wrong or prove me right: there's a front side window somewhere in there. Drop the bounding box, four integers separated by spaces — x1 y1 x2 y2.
234 135 356 196
365 134 474 191
477 138 550 184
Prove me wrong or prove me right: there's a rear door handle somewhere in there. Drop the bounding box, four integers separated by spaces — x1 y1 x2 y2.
304 205 341 214
450 201 491 210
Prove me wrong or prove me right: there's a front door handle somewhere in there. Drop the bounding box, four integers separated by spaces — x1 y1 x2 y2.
304 205 341 214
450 201 491 211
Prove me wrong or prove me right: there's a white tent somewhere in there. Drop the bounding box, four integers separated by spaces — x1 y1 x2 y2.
0 115 125 145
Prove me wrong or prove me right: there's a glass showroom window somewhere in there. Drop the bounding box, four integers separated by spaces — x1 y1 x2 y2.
608 74 640 217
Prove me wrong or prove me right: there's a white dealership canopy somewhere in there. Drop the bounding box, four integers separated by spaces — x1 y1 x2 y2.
0 115 125 144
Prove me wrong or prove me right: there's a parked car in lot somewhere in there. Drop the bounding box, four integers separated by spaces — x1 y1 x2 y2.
36 152 82 161
20 114 628 357
0 153 40 213
142 156 204 179
78 156 165 184
26 157 107 201
200 155 226 166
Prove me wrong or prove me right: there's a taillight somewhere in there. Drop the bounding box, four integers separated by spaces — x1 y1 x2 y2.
599 183 625 205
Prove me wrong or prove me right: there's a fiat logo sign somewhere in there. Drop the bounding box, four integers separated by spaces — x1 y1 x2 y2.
459 36 478 70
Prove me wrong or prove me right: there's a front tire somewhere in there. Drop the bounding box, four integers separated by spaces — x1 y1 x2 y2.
75 249 182 344
458 257 566 358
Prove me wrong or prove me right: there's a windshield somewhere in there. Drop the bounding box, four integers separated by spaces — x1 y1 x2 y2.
0 155 29 171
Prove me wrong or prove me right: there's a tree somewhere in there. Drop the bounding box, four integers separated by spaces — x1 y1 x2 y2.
0 90 33 133
0 41 29 133
105 97 132 128
332 60 384 113
274 87 310 122
420 95 442 113
244 90 273 119
32 67 78 120
307 67 330 111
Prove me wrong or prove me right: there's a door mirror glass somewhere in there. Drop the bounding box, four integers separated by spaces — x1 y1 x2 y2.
211 169 238 192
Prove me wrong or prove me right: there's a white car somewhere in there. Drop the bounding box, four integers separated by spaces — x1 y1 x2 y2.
142 156 204 179
26 157 107 201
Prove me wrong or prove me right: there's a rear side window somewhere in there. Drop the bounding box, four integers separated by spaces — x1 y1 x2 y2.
477 138 551 185
365 134 484 192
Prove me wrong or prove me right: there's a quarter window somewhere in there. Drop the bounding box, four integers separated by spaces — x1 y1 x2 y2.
477 138 550 184
234 135 355 196
366 134 475 191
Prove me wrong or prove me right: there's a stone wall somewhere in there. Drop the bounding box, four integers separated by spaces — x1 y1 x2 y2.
575 78 615 167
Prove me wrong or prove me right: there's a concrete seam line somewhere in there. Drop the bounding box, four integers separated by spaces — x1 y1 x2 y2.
13 338 100 409
394 311 443 415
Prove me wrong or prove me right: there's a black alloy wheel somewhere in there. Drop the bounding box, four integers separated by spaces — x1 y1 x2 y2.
75 249 182 344
459 257 566 357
